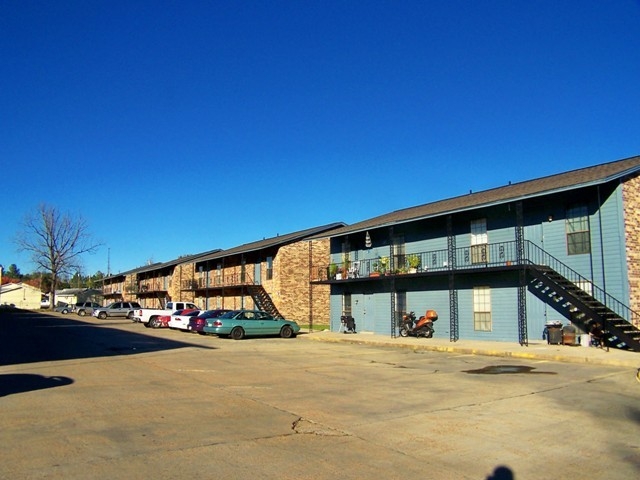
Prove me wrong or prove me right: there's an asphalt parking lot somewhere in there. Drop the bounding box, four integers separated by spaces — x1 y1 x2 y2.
1 309 639 479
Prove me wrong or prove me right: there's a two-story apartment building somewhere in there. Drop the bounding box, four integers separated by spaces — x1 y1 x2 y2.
104 223 344 326
181 223 344 325
310 155 640 350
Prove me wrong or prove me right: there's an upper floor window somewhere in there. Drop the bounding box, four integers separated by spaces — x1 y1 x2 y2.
266 256 273 280
566 205 590 255
470 219 488 264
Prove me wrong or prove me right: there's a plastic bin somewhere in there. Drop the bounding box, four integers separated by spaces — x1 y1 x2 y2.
545 322 563 345
562 325 577 345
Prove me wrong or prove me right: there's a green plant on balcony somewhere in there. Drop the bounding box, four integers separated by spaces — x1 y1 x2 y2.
342 256 351 277
407 254 421 273
379 256 389 275
329 263 338 280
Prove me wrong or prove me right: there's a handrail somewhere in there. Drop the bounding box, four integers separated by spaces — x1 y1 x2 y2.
312 239 640 327
523 241 640 327
181 272 254 290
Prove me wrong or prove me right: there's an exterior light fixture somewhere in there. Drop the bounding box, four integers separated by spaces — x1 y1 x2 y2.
365 231 372 248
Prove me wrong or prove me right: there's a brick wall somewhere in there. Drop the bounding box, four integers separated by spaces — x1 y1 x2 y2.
153 238 332 325
274 239 331 325
169 264 196 304
622 173 640 325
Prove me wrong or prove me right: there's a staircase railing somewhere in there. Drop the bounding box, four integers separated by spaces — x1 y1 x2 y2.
523 241 640 328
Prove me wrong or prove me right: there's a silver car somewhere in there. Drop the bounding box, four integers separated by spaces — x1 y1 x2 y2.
93 301 142 319
74 301 102 316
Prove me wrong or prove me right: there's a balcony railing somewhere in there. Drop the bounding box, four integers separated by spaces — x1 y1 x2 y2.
312 239 640 328
314 241 520 282
181 272 254 290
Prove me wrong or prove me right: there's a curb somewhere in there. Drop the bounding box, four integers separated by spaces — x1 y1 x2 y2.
300 334 639 369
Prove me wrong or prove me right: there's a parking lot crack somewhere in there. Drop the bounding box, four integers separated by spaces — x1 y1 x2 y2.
292 417 350 436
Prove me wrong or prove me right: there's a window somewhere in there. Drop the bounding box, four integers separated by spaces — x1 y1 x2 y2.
470 219 488 264
566 205 591 255
342 293 352 316
266 256 273 280
473 286 492 331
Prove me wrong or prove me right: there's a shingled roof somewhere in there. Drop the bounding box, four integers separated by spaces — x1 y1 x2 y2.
190 222 346 264
314 154 640 238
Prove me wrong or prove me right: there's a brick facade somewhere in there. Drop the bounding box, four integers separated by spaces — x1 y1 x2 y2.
622 173 640 325
101 234 334 326
272 239 331 325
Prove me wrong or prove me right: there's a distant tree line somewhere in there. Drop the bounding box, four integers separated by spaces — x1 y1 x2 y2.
1 263 106 293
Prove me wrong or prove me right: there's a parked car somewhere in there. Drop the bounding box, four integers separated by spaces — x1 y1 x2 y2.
92 301 142 319
203 309 300 340
150 309 198 329
74 301 102 316
187 309 231 334
168 309 202 331
54 302 73 314
133 301 200 325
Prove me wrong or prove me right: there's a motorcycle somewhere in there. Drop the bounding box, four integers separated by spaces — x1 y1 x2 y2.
399 310 438 338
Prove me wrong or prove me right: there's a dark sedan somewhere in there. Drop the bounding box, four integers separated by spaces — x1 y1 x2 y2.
188 309 231 334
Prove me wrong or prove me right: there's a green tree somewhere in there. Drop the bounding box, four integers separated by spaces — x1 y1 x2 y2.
4 264 22 280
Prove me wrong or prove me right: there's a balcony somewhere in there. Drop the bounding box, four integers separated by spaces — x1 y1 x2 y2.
313 241 520 282
181 272 254 290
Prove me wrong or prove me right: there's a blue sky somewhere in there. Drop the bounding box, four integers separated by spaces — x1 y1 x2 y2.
1 1 639 277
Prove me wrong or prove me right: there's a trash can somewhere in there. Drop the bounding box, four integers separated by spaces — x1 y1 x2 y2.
562 324 577 345
340 315 356 334
545 321 563 345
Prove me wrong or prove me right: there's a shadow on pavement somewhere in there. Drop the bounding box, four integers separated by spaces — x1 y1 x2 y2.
0 373 74 397
0 308 215 367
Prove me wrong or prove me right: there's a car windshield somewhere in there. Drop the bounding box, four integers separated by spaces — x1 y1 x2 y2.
219 310 242 319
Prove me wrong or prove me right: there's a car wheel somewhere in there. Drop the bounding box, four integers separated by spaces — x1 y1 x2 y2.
280 325 294 338
98 312 107 319
127 311 134 319
62 309 68 314
78 310 86 316
230 327 244 340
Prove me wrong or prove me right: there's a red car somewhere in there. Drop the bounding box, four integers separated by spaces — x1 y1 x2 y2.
149 309 198 329
187 309 232 334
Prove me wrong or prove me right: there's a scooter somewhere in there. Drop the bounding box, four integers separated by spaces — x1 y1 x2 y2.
399 310 438 338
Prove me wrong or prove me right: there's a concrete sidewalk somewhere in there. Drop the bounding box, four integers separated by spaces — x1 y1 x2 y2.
301 330 640 368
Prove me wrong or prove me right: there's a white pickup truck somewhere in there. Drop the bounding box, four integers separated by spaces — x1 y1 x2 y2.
133 301 200 326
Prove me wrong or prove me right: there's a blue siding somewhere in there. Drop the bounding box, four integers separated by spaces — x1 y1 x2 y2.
327 178 633 343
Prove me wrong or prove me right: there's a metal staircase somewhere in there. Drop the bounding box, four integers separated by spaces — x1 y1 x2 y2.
246 285 284 319
528 265 640 351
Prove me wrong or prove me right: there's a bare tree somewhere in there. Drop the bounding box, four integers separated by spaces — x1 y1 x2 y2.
15 204 101 309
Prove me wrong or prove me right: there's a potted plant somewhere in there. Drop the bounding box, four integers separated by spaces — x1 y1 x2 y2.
407 254 421 273
343 257 351 277
370 261 381 277
379 256 389 275
329 263 338 280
